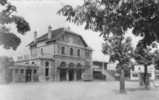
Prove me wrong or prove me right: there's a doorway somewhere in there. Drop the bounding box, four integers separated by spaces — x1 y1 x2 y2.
68 69 74 81
26 69 32 82
60 69 67 81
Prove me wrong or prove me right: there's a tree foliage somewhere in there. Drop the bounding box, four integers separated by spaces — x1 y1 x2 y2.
102 35 133 92
58 0 159 47
134 43 155 65
102 35 133 70
0 0 30 50
0 56 14 70
0 56 14 83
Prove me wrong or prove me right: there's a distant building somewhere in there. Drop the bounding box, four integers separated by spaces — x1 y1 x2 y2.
92 61 107 80
92 61 116 81
107 62 118 71
10 26 93 82
130 64 155 80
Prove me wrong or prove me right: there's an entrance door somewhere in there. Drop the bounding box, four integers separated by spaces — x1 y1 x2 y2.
60 69 67 81
77 70 82 80
26 69 32 82
68 69 74 81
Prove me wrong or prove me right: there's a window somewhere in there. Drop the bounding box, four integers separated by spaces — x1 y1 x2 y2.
85 51 90 58
70 48 73 56
61 36 65 41
77 49 80 56
132 73 138 77
32 62 35 64
132 66 135 71
104 63 107 70
21 69 24 74
45 68 49 76
41 48 44 55
45 61 49 67
69 37 73 43
34 70 37 74
77 63 81 67
61 47 65 55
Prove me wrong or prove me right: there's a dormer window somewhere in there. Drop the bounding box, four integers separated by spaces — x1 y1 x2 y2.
70 48 73 56
69 37 73 43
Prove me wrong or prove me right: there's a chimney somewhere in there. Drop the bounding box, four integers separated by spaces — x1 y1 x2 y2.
34 30 37 43
48 25 52 39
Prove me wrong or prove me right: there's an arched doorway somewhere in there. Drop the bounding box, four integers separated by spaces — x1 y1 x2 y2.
59 62 67 81
26 69 32 82
68 63 75 81
45 61 49 80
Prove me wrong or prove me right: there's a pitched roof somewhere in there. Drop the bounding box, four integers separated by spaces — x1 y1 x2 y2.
27 27 89 47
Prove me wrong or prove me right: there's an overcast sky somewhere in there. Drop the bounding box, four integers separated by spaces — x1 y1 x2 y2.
0 0 141 61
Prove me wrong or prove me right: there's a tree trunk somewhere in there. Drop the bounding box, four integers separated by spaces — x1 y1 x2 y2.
139 73 144 86
120 68 126 93
143 65 150 89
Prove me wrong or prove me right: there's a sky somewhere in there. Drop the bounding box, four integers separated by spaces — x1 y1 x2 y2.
0 0 142 61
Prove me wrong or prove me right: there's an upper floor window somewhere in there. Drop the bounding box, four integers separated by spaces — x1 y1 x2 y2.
70 48 73 56
61 47 65 55
69 37 73 43
77 49 80 57
21 69 24 74
60 62 66 67
25 62 29 64
85 51 90 58
77 63 82 67
61 36 65 41
41 48 44 55
104 63 107 70
132 66 135 71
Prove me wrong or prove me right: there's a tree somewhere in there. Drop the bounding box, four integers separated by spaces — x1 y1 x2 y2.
0 56 14 83
134 42 159 88
0 0 30 50
58 0 159 45
58 0 159 92
102 35 133 93
133 43 156 89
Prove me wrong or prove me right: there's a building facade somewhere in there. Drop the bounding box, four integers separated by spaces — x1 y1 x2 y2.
92 61 116 81
130 64 155 80
10 26 93 82
92 61 107 80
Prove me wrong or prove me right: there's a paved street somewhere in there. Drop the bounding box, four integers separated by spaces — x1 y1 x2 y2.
0 81 159 100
